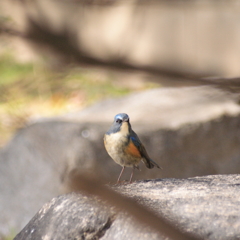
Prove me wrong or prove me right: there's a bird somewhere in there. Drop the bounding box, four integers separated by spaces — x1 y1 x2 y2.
104 113 161 184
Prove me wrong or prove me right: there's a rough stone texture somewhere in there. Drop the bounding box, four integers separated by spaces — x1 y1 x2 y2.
118 175 240 240
14 193 116 240
1 86 240 235
14 175 240 240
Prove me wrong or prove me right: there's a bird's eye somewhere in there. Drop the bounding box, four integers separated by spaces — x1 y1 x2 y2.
116 119 122 123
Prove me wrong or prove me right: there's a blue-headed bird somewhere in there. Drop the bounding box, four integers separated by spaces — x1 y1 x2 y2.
104 113 161 184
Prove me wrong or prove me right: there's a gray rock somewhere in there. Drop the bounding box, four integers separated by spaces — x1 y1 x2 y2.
1 86 240 235
14 175 240 240
0 121 110 236
14 193 116 240
64 86 240 128
118 175 240 240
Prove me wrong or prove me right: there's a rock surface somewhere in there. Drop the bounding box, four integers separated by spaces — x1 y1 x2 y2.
14 175 240 240
1 86 240 235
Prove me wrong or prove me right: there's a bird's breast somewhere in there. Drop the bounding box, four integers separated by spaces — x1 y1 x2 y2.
104 132 142 167
104 132 128 151
104 132 129 165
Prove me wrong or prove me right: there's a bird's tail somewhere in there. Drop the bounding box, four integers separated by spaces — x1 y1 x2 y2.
143 158 162 169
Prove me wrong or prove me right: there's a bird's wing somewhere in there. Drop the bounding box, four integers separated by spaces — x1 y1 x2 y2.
130 131 161 169
125 135 142 158
130 134 150 159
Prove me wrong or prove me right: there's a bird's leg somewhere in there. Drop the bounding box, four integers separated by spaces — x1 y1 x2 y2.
129 167 135 183
117 166 125 184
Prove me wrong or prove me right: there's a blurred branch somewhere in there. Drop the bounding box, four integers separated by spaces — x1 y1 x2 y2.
25 18 209 81
2 0 240 92
68 172 201 240
0 25 24 37
3 18 240 92
0 1 237 239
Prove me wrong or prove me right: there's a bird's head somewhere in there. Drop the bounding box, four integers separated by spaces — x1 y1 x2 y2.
114 113 129 124
106 113 130 135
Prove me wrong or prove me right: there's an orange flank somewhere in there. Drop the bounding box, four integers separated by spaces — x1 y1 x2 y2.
125 140 141 158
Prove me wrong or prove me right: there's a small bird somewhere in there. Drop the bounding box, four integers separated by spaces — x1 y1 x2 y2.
104 113 161 184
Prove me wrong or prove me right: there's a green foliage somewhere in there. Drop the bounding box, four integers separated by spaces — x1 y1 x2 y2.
0 56 131 146
1 228 17 240
0 56 34 86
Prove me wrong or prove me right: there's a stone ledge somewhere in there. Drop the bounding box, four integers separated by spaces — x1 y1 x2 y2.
14 175 240 240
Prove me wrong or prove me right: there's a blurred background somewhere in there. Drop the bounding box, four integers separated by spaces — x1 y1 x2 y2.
1 0 240 239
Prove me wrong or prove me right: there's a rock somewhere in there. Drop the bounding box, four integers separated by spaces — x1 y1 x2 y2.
14 193 116 240
0 121 110 236
14 175 240 240
64 86 240 128
1 86 240 235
